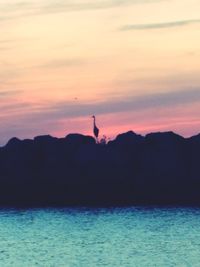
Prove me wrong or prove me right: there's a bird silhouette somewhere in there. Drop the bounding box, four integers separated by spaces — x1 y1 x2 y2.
92 115 99 143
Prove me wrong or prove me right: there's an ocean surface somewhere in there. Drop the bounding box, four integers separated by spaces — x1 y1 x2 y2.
0 207 200 266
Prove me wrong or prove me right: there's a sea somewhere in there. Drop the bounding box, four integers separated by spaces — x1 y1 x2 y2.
0 207 200 266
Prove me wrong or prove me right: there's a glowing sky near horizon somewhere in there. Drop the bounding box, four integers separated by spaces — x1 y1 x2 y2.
0 0 200 144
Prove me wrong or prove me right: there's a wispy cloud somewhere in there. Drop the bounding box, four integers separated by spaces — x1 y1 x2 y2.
0 90 22 97
42 0 165 12
0 39 13 44
0 0 167 22
120 19 200 31
37 58 86 69
10 88 199 123
2 88 200 121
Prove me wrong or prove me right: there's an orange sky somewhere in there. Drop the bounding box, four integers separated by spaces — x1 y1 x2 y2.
0 0 200 144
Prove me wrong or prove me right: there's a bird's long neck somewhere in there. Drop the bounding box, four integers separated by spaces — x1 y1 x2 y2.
93 117 96 127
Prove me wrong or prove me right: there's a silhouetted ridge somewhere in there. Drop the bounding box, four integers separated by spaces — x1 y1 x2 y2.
0 131 200 206
5 137 22 148
65 133 95 145
109 131 144 146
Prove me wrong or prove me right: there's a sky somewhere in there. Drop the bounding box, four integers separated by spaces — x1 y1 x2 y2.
0 0 200 144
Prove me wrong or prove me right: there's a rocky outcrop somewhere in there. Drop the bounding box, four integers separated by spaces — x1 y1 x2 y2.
0 131 199 206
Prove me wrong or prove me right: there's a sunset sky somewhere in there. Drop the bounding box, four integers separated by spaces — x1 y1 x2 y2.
0 0 200 144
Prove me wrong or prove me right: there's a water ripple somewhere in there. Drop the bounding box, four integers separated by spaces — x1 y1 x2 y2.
0 207 200 266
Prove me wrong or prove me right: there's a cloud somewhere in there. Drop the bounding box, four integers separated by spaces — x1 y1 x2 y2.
0 90 22 97
37 58 86 69
0 39 13 44
120 19 200 31
15 88 200 123
0 102 30 114
0 0 167 22
42 0 165 12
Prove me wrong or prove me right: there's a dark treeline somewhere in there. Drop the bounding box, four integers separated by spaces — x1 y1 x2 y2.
0 131 200 206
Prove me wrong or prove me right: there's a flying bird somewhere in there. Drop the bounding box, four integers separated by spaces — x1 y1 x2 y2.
92 115 99 142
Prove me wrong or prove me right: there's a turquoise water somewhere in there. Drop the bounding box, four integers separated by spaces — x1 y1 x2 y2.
0 207 200 266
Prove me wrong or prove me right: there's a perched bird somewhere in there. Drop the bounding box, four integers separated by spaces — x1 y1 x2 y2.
92 115 99 142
